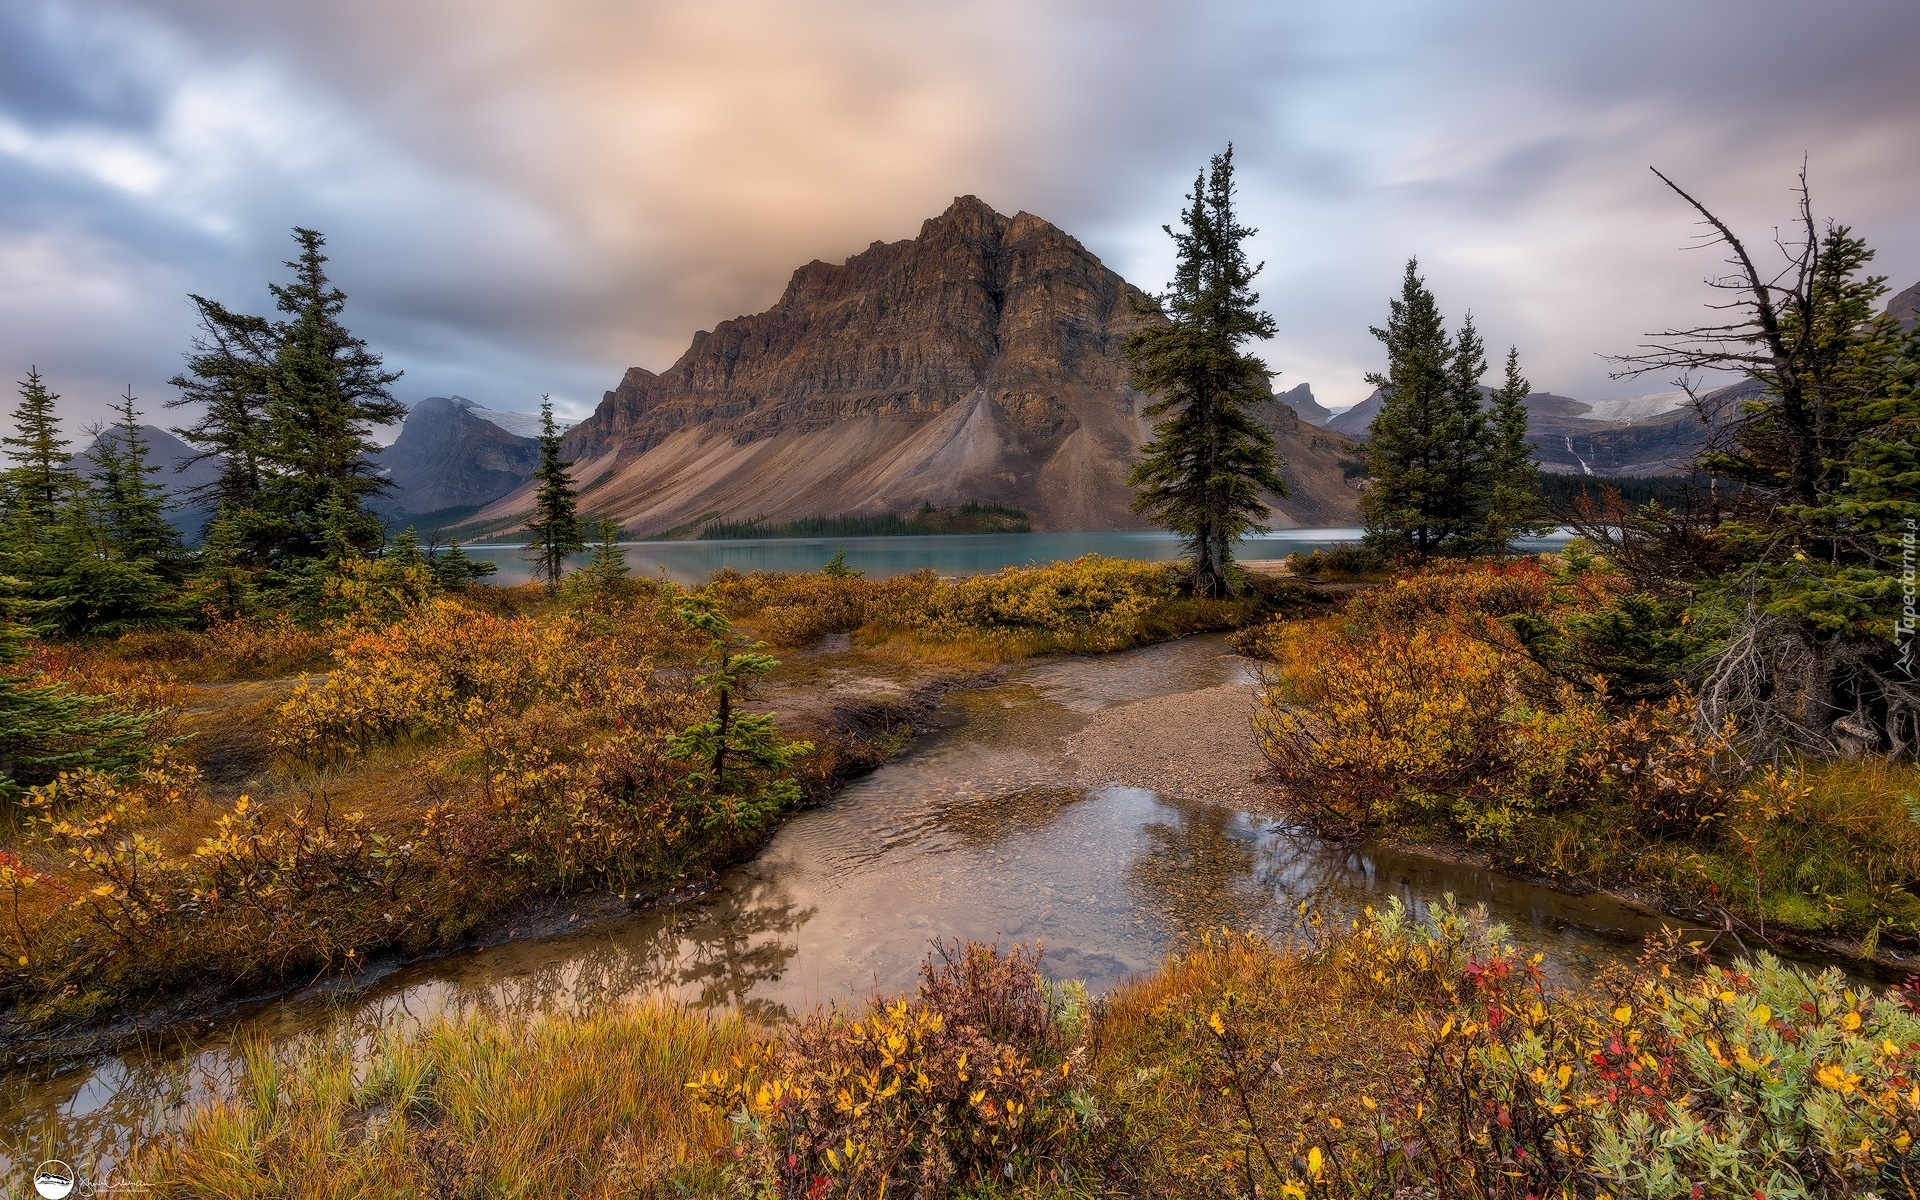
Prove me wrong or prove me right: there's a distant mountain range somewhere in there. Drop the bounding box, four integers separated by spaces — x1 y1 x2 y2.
1893 280 1919 331
1316 383 1715 477
92 253 1912 538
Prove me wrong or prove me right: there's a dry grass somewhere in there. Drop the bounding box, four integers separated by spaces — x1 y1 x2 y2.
137 999 757 1199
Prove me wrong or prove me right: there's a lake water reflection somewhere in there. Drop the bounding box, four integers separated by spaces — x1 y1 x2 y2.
462 528 1382 586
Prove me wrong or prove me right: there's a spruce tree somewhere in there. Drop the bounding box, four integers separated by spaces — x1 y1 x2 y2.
167 295 277 530
526 396 584 591
91 388 183 577
168 228 401 568
259 228 405 564
39 488 172 637
1361 261 1457 558
1438 313 1491 554
2 368 75 530
583 518 629 586
1482 347 1547 555
1125 146 1290 598
1614 171 1920 756
181 513 257 618
0 612 152 802
429 538 496 591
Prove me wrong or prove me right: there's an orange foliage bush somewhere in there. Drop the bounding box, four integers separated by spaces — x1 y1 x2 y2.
1255 561 1742 848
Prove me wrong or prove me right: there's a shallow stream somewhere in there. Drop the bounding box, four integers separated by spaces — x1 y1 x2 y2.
0 635 1726 1178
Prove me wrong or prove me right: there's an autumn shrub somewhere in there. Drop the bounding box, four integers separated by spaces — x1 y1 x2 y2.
1284 544 1388 580
1254 560 1746 852
0 751 484 1026
707 557 1242 656
1085 899 1920 1200
1311 902 1920 1199
707 565 963 649
0 595 819 1025
195 611 341 679
692 941 1087 1198
897 556 1182 654
272 596 688 762
1342 555 1558 626
25 639 190 725
1670 758 1920 944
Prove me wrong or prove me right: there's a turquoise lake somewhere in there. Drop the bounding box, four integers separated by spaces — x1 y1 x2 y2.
460 527 1571 586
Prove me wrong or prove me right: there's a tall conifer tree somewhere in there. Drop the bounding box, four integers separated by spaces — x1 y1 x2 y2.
526 396 584 591
1483 347 1546 555
168 228 400 570
2 368 75 530
1125 146 1289 598
1439 313 1492 553
167 295 276 529
1361 261 1457 558
90 388 183 575
260 228 405 563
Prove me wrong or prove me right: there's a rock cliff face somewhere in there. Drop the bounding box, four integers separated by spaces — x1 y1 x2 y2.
476 197 1362 533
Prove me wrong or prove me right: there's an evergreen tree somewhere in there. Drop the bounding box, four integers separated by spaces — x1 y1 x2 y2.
257 228 404 564
168 228 401 569
1125 146 1290 598
428 538 496 592
525 396 584 591
0 587 151 802
582 518 629 586
181 513 257 618
167 295 277 530
1438 313 1492 554
90 388 184 576
38 488 172 637
2 368 75 530
1482 347 1547 555
1360 261 1460 559
668 598 812 833
1615 170 1920 756
383 525 425 570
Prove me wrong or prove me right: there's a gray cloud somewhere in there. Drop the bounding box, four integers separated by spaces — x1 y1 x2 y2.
2 0 1916 435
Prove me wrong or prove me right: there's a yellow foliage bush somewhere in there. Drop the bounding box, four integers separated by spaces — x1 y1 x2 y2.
706 557 1197 655
692 941 1084 1196
907 556 1179 653
272 597 683 762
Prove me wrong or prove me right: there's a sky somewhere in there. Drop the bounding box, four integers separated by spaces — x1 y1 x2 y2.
3 0 1918 435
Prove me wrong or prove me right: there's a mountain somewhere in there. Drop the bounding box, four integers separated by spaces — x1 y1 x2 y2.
472 196 1363 534
1276 382 1333 424
77 424 221 537
1325 383 1720 477
372 396 566 522
1892 280 1919 331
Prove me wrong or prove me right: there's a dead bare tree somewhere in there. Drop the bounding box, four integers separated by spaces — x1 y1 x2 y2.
1608 166 1920 762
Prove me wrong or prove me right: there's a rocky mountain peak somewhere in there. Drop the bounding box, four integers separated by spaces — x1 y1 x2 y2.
471 199 1363 536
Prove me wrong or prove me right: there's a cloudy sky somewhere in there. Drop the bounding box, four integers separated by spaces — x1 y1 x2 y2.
4 0 1917 433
